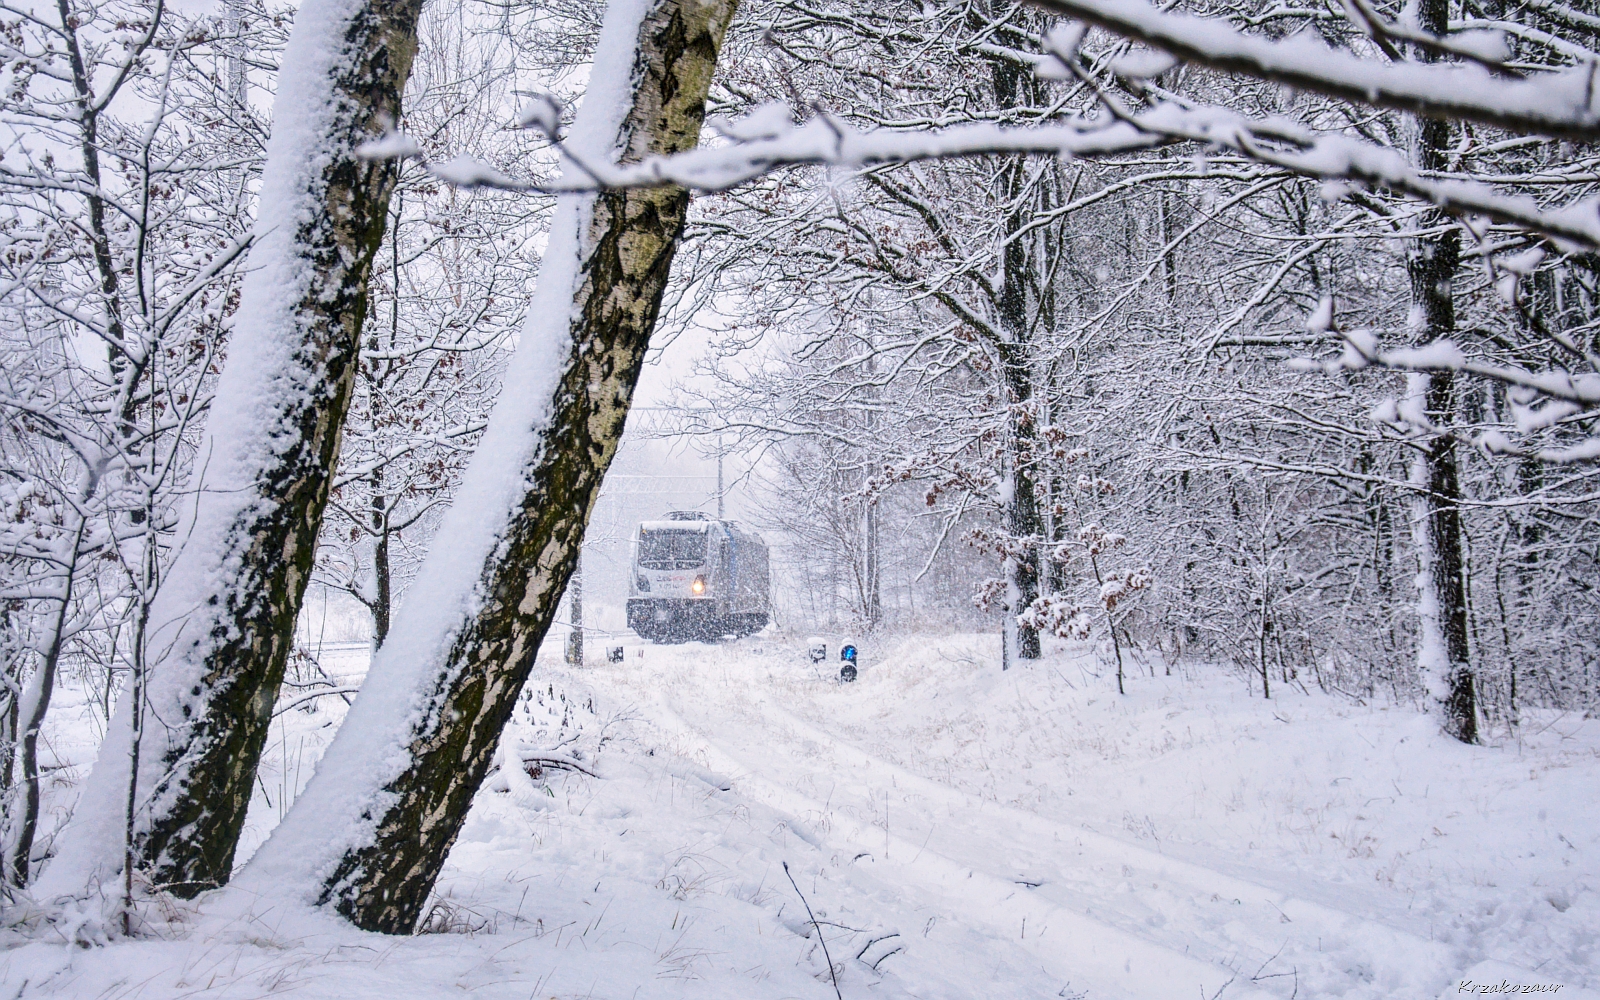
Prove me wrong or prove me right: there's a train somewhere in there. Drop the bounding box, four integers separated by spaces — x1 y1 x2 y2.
626 511 771 642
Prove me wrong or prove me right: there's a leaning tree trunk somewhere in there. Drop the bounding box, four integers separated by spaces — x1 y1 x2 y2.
1408 0 1476 745
238 0 741 934
38 0 422 902
5 512 86 887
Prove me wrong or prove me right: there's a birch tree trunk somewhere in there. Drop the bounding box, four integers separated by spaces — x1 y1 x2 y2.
1408 0 1476 745
39 0 423 901
239 0 740 935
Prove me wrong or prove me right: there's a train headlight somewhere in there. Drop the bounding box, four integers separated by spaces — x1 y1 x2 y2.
691 576 706 595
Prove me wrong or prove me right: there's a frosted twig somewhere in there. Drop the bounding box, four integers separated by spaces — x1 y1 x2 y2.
1026 0 1599 141
783 861 843 1000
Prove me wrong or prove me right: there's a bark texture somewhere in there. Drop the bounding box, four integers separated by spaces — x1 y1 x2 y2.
318 0 740 933
135 0 423 893
1409 0 1476 745
985 39 1049 659
991 49 1044 661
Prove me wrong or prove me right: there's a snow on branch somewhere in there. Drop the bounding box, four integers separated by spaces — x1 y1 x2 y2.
354 4 1600 255
1128 103 1600 252
367 98 1600 250
362 111 1163 192
1025 0 1600 142
1296 297 1600 464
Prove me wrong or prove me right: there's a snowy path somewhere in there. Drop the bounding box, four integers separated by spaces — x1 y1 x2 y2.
7 631 1596 999
584 633 1600 1000
673 690 1454 997
652 691 1282 999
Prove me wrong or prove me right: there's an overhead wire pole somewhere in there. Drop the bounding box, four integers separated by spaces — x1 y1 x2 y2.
626 405 728 518
564 552 583 664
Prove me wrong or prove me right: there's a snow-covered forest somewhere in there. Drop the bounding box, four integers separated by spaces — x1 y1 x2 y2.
1 0 1597 996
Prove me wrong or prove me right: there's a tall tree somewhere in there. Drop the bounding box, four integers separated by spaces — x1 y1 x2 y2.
987 25 1051 665
38 0 424 902
239 0 741 934
1407 0 1477 744
0 0 280 891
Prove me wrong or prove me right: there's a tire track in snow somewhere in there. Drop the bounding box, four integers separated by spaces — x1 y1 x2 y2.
647 692 1277 1000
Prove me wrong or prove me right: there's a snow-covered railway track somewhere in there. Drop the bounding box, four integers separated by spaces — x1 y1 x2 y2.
646 677 1468 1000
647 693 1278 999
742 695 1469 995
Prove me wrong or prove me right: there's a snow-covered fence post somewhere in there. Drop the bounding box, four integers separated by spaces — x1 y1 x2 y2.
39 0 425 902
240 0 742 934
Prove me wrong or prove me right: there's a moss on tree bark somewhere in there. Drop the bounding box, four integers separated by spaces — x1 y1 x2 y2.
318 0 741 934
136 0 424 895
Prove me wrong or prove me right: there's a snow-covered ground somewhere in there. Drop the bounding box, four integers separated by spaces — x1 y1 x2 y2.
4 633 1597 999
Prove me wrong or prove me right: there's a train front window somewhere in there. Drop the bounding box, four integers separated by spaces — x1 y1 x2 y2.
638 529 707 569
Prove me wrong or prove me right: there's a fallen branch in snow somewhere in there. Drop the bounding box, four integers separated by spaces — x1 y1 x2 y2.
855 931 900 960
855 931 903 972
516 754 597 779
784 861 843 1000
